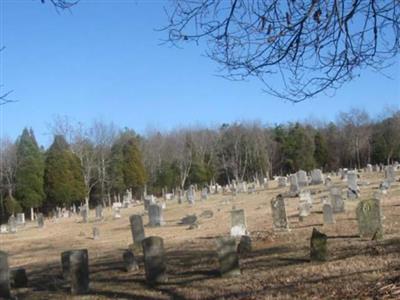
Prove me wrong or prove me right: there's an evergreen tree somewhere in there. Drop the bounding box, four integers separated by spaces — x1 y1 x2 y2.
44 135 85 209
122 136 147 192
314 132 329 169
15 128 45 212
108 140 126 197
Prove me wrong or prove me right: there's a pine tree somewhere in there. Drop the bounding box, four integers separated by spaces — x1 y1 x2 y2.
108 141 126 198
314 132 329 169
15 128 45 214
122 136 147 192
44 135 85 209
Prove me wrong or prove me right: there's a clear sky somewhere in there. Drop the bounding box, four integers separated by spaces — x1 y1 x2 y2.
1 0 399 147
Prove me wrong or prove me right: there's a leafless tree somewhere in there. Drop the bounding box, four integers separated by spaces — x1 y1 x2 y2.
338 108 371 169
0 137 18 216
163 0 400 102
40 0 78 9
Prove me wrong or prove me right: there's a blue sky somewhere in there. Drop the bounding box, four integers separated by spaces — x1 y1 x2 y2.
1 0 399 147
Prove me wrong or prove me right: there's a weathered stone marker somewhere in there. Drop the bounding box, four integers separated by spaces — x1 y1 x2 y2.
10 268 28 288
385 165 396 183
289 174 300 196
237 235 252 255
37 213 45 228
113 207 121 219
201 188 208 201
8 215 17 233
347 171 359 199
16 213 25 226
95 204 103 221
297 170 309 187
69 249 89 294
271 195 289 231
81 206 89 223
356 199 383 240
330 187 345 213
61 251 71 280
129 215 145 244
278 177 287 187
142 236 167 284
0 251 10 299
92 227 100 240
323 203 335 224
216 237 241 277
123 250 139 272
148 204 164 227
311 169 324 185
310 228 328 261
187 185 195 204
230 209 247 237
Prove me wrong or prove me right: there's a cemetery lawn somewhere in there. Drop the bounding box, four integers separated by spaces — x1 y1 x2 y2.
1 172 399 299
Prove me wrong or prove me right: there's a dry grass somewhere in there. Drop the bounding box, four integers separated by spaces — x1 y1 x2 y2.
1 172 399 299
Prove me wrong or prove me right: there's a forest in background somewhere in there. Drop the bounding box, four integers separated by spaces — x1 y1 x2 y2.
0 107 399 222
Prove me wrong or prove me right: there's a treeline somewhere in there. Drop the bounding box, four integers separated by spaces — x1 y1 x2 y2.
0 108 399 221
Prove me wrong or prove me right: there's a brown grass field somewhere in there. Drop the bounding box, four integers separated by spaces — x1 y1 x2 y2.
1 171 399 299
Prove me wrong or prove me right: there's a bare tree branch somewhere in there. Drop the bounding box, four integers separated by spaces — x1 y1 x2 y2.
163 0 400 102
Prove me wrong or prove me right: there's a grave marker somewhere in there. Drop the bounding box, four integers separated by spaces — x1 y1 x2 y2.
216 237 241 277
142 236 167 284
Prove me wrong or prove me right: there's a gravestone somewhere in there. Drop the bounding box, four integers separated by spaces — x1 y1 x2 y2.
237 235 252 255
297 170 308 187
300 190 313 207
298 202 311 221
366 164 373 172
271 195 289 231
69 249 90 294
330 188 345 213
61 251 71 280
0 225 7 234
180 214 197 225
95 205 103 221
0 251 10 299
379 180 390 194
16 213 25 226
201 188 208 201
123 250 139 272
230 209 247 237
340 168 348 180
278 177 288 187
142 236 167 284
37 213 44 228
10 268 28 288
129 215 145 244
178 190 183 204
216 237 241 277
92 227 100 240
289 174 300 196
113 207 121 219
356 199 383 240
325 176 332 187
347 171 359 199
148 204 164 227
385 165 396 183
81 206 89 223
310 228 328 261
311 169 324 185
187 185 195 205
8 215 17 233
323 203 335 224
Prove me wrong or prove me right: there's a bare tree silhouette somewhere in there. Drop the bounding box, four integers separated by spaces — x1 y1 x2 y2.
163 0 400 102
